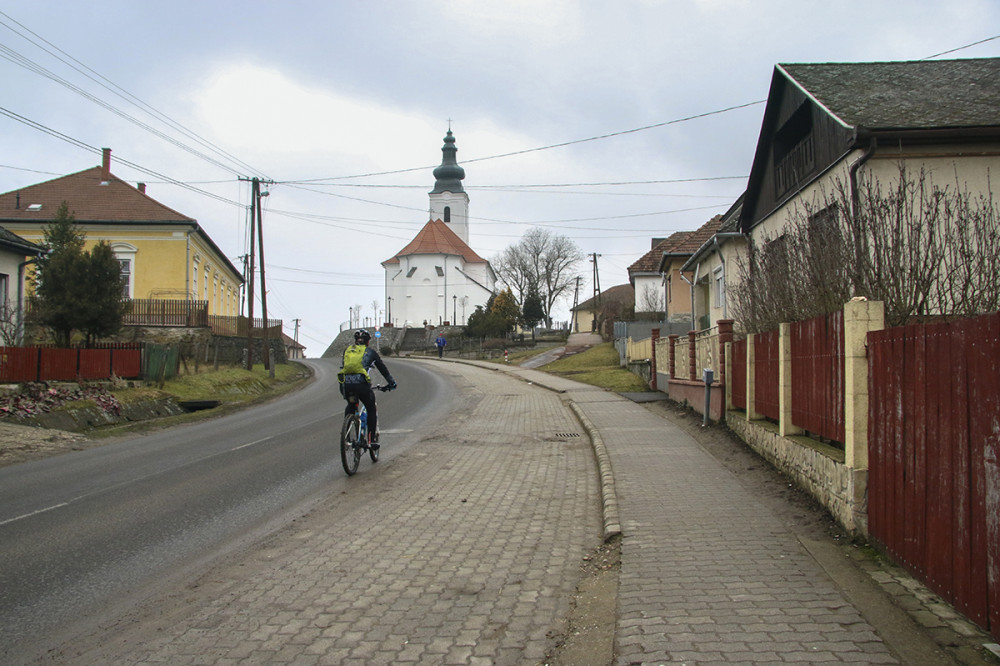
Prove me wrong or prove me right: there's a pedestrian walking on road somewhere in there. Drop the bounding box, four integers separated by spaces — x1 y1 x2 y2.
435 333 447 358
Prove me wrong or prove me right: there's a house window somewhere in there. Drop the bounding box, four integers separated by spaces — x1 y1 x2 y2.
713 266 724 308
0 273 9 309
119 259 132 298
406 267 418 278
444 206 451 223
192 261 199 299
111 243 137 299
435 266 444 277
203 269 209 300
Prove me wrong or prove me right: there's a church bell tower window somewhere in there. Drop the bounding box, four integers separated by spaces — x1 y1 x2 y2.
444 206 451 223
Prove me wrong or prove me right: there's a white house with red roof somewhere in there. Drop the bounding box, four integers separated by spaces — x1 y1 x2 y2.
382 131 495 327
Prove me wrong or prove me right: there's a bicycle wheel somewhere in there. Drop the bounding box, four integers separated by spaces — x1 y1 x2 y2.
369 427 380 463
340 414 362 475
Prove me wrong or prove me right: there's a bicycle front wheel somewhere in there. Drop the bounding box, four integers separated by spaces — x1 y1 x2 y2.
341 414 362 475
369 428 380 463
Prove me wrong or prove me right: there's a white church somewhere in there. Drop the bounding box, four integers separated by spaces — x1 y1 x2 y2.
382 130 496 327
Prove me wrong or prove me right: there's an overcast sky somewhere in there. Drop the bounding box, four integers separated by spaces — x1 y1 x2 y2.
2 1 998 354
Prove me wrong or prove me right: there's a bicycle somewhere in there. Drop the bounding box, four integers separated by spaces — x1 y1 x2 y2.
341 384 390 476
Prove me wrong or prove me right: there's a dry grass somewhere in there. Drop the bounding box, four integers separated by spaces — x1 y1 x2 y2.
541 343 649 392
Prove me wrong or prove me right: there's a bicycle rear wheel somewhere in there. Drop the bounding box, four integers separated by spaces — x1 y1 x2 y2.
341 414 362 475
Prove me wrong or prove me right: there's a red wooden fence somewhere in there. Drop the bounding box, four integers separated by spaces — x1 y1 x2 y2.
731 338 747 410
754 329 780 421
868 311 1000 640
790 310 845 444
0 345 143 382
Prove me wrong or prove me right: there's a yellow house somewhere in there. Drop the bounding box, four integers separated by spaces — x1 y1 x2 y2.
0 149 242 315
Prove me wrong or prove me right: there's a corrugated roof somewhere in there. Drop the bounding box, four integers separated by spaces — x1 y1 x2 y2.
0 167 194 223
780 58 1000 130
382 219 487 265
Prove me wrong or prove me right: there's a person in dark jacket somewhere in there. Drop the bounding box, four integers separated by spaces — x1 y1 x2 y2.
339 329 396 447
435 333 446 358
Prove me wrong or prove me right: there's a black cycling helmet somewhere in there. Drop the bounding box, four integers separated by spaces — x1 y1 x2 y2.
354 329 371 343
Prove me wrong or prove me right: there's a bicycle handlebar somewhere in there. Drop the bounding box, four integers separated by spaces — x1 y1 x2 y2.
372 384 395 392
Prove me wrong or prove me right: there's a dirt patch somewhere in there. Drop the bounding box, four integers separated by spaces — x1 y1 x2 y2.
0 421 96 468
545 536 620 666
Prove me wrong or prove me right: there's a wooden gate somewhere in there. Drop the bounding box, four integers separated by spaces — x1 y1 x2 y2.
868 312 1000 640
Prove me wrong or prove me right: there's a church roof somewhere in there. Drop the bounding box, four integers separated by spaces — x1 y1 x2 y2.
382 218 487 265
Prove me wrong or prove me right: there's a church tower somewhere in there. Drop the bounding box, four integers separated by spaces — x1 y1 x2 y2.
428 130 470 244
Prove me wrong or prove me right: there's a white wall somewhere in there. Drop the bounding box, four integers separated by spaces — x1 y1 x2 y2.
385 253 494 327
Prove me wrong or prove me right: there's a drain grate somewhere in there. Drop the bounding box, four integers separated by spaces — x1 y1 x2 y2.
554 432 582 439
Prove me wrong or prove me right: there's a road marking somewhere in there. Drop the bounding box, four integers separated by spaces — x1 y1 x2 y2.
2 435 279 526
0 502 70 527
231 437 272 451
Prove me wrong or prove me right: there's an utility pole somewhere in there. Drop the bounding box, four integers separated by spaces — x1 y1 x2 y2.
241 176 274 371
591 253 602 333
257 181 271 371
245 178 257 370
293 318 301 344
572 276 581 332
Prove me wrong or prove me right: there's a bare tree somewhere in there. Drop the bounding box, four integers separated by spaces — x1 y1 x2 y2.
731 164 1000 332
0 304 19 345
637 284 663 315
493 228 584 327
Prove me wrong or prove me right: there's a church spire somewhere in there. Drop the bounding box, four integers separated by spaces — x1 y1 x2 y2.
431 130 466 194
428 128 471 244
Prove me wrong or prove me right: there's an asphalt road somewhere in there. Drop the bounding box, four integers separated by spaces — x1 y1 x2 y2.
0 357 453 662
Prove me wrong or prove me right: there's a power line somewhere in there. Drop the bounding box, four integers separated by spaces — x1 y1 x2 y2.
281 101 766 185
923 33 1000 60
0 9 267 179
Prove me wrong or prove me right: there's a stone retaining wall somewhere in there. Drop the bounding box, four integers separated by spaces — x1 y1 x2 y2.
726 413 868 535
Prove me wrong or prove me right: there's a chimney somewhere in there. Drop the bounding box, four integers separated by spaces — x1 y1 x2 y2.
101 148 111 183
137 182 146 194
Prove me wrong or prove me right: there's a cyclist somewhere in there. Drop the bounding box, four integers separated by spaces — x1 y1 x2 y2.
339 329 397 449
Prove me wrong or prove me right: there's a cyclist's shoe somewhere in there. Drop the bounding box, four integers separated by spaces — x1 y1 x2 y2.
370 431 380 450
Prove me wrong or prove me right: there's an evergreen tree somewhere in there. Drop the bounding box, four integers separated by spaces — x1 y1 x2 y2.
521 288 545 337
81 241 129 345
32 203 87 346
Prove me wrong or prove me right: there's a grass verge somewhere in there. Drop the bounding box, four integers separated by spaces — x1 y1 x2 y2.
540 342 650 392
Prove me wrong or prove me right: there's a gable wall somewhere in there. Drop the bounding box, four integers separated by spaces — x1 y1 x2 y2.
385 254 493 327
747 84 855 230
633 274 664 312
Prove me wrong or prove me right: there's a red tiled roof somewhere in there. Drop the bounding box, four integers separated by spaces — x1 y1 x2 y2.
667 215 723 254
382 219 487 265
628 231 688 275
627 215 726 279
0 167 194 223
